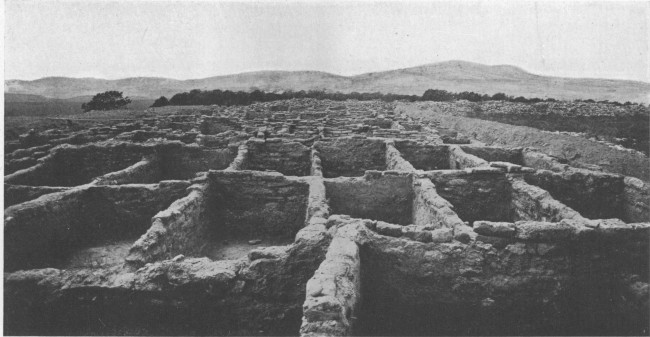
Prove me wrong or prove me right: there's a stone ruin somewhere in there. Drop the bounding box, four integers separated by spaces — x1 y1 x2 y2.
4 99 649 336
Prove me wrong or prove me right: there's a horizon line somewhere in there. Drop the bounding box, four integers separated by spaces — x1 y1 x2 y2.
5 60 650 85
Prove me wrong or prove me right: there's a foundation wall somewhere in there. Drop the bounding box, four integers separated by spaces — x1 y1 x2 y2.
412 178 465 229
200 116 242 135
509 177 587 222
4 181 190 271
242 139 312 176
127 185 210 267
160 144 235 180
4 184 71 207
460 146 524 165
5 143 155 186
394 141 450 170
623 177 650 222
301 236 361 336
385 143 416 171
210 171 310 238
92 158 163 185
524 168 625 219
448 146 488 169
428 170 512 224
325 172 413 226
315 138 387 178
349 220 649 336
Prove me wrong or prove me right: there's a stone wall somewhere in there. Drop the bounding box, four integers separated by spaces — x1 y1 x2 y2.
448 146 488 169
301 236 361 336
5 142 155 186
509 176 587 222
241 139 312 176
427 169 512 224
4 181 190 271
399 106 650 181
524 168 624 219
210 171 310 238
412 178 465 229
324 172 413 226
623 177 650 222
394 140 450 170
460 146 524 165
159 143 235 180
4 184 71 207
385 142 416 171
315 138 387 178
92 158 163 185
127 184 210 267
335 219 649 336
199 116 242 135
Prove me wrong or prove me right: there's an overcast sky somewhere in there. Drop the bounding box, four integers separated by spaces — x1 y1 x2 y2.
4 0 648 82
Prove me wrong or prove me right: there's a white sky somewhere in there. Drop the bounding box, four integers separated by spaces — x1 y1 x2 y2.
4 0 649 82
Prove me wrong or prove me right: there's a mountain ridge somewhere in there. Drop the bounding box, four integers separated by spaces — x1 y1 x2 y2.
6 60 650 103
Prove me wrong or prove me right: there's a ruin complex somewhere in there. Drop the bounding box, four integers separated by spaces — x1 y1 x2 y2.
4 99 649 335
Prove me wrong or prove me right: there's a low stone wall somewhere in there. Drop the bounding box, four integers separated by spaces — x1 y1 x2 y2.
92 158 162 185
242 139 312 176
324 171 413 226
385 142 416 171
339 219 649 336
623 177 650 222
4 181 190 271
301 236 361 336
315 137 387 178
400 107 650 181
524 168 624 220
199 116 242 135
210 171 310 238
5 142 155 186
159 143 235 179
4 184 71 207
460 146 524 165
393 140 450 170
427 169 512 224
448 146 488 169
126 184 209 267
509 176 587 222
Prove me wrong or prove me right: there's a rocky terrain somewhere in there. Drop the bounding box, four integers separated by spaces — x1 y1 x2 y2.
4 99 649 336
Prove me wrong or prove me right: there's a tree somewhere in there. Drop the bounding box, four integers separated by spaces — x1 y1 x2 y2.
82 91 131 112
151 96 169 107
422 89 454 101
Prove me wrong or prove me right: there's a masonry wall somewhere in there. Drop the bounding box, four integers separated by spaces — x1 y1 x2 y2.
394 141 450 170
4 185 71 207
348 219 649 336
428 169 512 224
524 169 625 220
127 184 211 267
241 139 312 176
509 177 587 222
623 177 650 222
4 181 190 271
411 178 465 229
209 171 310 238
160 144 235 180
315 138 387 178
5 143 155 186
324 172 413 226
460 146 524 165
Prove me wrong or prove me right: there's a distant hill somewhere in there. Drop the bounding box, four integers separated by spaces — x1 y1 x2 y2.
5 61 650 103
